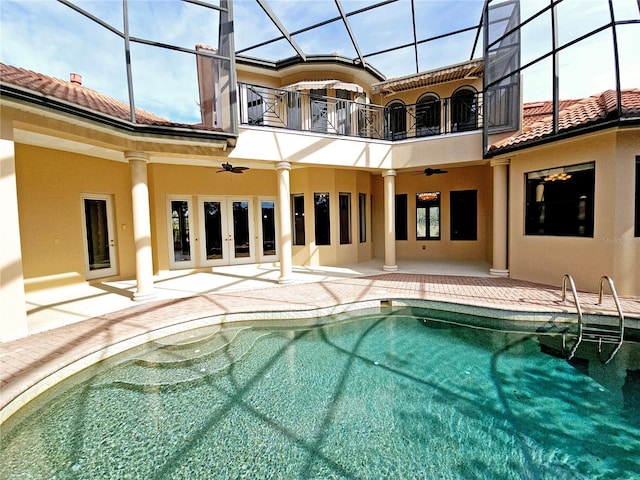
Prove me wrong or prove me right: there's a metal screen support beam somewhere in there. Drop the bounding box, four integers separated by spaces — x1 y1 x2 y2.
256 0 307 61
335 0 366 67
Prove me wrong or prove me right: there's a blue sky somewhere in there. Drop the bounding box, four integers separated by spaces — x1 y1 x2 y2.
1 0 638 124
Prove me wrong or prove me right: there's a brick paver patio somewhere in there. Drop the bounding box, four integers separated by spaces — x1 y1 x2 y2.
2 273 639 416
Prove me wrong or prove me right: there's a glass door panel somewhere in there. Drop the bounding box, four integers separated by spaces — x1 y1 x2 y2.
199 197 255 266
82 194 117 279
203 201 223 260
230 200 254 262
260 199 278 260
168 198 195 268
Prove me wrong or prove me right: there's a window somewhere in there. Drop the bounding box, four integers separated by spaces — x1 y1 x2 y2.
635 157 640 237
395 194 408 240
336 89 351 135
386 101 406 140
450 190 477 241
415 93 441 136
339 193 352 244
359 193 367 243
416 192 441 240
292 194 305 245
246 87 264 125
310 89 327 132
287 91 301 130
314 192 331 245
525 162 595 237
451 87 478 132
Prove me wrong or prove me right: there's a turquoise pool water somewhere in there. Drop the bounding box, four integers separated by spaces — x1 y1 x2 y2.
1 309 639 479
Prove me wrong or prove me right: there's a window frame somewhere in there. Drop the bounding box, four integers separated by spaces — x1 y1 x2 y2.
635 156 640 237
524 162 595 237
314 192 331 246
416 192 441 241
358 193 367 243
292 194 306 246
450 190 478 241
395 193 408 241
339 192 352 245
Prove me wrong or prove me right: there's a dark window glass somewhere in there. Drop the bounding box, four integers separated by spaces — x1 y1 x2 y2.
416 192 441 240
451 88 478 132
635 157 640 237
261 200 276 256
292 194 305 245
314 192 331 245
287 91 301 130
525 162 595 237
359 193 367 243
386 101 406 140
339 193 351 244
450 190 478 241
246 87 264 125
310 89 327 132
395 194 408 241
336 89 351 135
416 93 441 137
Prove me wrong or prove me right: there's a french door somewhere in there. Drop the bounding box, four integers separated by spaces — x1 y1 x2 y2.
199 197 256 266
82 194 118 279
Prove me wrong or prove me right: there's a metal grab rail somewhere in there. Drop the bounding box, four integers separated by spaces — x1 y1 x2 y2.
561 274 584 360
595 276 625 363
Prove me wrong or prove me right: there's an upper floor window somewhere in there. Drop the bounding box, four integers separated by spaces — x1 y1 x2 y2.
310 89 328 132
246 87 264 125
415 93 441 137
386 100 406 140
525 162 595 237
451 87 478 132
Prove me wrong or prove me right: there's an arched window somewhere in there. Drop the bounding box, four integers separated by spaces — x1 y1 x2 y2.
385 100 406 140
415 93 441 137
451 87 478 132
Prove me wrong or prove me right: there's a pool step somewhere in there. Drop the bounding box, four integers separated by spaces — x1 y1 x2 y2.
135 327 247 366
95 328 271 390
153 325 222 347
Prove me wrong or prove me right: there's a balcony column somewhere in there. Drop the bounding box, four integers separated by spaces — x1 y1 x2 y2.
382 169 398 271
126 151 156 301
275 161 294 284
490 158 510 277
0 138 28 341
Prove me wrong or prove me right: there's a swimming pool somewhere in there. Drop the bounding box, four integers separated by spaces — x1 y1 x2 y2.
1 307 639 479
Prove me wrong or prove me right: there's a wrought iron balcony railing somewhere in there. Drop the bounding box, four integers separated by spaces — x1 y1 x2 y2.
238 82 483 141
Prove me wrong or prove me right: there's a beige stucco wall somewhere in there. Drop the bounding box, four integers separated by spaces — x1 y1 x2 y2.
15 144 135 290
508 129 639 295
372 164 492 263
290 167 374 267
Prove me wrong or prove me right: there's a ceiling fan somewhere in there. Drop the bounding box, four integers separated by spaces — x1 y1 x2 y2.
217 162 249 174
415 168 448 176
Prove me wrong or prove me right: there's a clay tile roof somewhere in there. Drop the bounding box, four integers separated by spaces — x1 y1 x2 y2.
489 88 640 152
0 62 219 131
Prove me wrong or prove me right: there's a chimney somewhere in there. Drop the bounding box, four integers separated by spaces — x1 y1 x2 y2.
69 73 82 85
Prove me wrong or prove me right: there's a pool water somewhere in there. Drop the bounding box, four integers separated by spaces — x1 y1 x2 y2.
1 310 639 479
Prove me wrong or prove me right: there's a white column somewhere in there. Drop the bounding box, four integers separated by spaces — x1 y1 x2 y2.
0 138 29 341
126 151 156 300
490 158 510 277
382 169 398 272
276 161 293 284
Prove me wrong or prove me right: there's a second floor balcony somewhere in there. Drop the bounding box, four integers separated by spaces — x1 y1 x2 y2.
238 83 483 141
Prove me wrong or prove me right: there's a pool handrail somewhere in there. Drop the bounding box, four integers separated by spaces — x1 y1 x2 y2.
561 273 584 360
